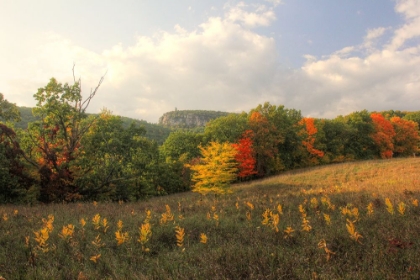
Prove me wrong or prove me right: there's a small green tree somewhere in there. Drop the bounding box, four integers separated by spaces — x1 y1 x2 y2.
190 142 238 195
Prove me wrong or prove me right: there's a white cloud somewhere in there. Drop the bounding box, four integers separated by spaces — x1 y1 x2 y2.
295 0 420 118
224 2 277 28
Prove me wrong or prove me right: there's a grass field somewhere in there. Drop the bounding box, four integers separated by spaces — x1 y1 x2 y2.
1 157 419 279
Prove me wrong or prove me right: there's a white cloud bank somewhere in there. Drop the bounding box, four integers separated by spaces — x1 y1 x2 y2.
298 0 420 118
1 0 419 123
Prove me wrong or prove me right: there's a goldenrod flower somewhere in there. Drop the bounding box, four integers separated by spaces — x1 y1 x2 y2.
246 202 254 210
117 220 123 231
277 204 283 215
397 202 406 215
175 226 185 248
59 224 74 240
115 230 129 245
323 213 331 225
284 226 295 239
200 233 207 244
92 214 101 230
346 219 363 243
318 239 335 261
91 235 105 248
301 217 312 232
80 218 86 228
385 198 394 215
262 209 271 225
90 254 101 263
138 222 152 251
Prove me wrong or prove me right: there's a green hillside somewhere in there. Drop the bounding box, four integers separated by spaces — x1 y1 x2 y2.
12 107 172 144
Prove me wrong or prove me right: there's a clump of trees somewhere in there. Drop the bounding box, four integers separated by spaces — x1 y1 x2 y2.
1 75 419 202
0 76 188 203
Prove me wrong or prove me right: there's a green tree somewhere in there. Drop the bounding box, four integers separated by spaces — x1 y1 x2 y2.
203 113 248 143
160 130 202 163
0 94 34 202
0 93 21 122
343 110 376 159
190 142 238 195
75 110 151 200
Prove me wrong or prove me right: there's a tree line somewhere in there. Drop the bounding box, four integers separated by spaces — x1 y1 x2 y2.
1 77 419 203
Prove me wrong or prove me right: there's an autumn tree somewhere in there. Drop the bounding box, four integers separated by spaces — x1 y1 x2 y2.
21 74 104 202
390 117 419 156
232 130 257 179
298 117 325 165
248 111 282 176
370 113 396 159
190 142 238 195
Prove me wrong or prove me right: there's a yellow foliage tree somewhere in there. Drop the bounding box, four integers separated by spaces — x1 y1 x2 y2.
190 142 238 195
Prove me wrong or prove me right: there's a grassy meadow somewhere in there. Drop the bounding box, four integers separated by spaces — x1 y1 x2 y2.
1 157 420 279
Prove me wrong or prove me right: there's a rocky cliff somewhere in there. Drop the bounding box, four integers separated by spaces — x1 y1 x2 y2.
158 110 229 129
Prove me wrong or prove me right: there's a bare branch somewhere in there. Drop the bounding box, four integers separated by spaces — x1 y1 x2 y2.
81 70 107 113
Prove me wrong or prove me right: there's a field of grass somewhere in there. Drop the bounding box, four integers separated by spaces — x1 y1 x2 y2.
1 158 419 279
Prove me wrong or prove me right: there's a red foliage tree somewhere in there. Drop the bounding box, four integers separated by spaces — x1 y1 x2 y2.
370 113 396 159
232 130 257 179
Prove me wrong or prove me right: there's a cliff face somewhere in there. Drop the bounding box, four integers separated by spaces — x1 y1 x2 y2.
158 110 229 128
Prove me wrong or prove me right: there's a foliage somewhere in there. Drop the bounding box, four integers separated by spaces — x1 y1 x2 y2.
390 117 419 156
298 117 325 165
231 130 257 179
0 123 34 202
190 142 238 195
160 130 202 162
370 113 396 159
19 77 103 202
0 93 20 122
203 113 248 143
248 111 282 176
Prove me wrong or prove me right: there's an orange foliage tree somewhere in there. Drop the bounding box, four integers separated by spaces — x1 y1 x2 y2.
298 117 324 164
232 130 257 179
370 113 396 159
390 117 419 156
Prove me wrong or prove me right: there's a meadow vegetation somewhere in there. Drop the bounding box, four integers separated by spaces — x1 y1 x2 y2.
1 157 419 279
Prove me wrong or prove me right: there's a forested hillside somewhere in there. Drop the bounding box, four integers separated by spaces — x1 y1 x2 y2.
11 107 173 144
1 79 420 204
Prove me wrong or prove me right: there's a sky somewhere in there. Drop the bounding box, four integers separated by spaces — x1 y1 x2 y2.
1 0 419 123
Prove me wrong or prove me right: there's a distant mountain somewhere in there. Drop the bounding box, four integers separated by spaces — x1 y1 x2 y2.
158 110 230 129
